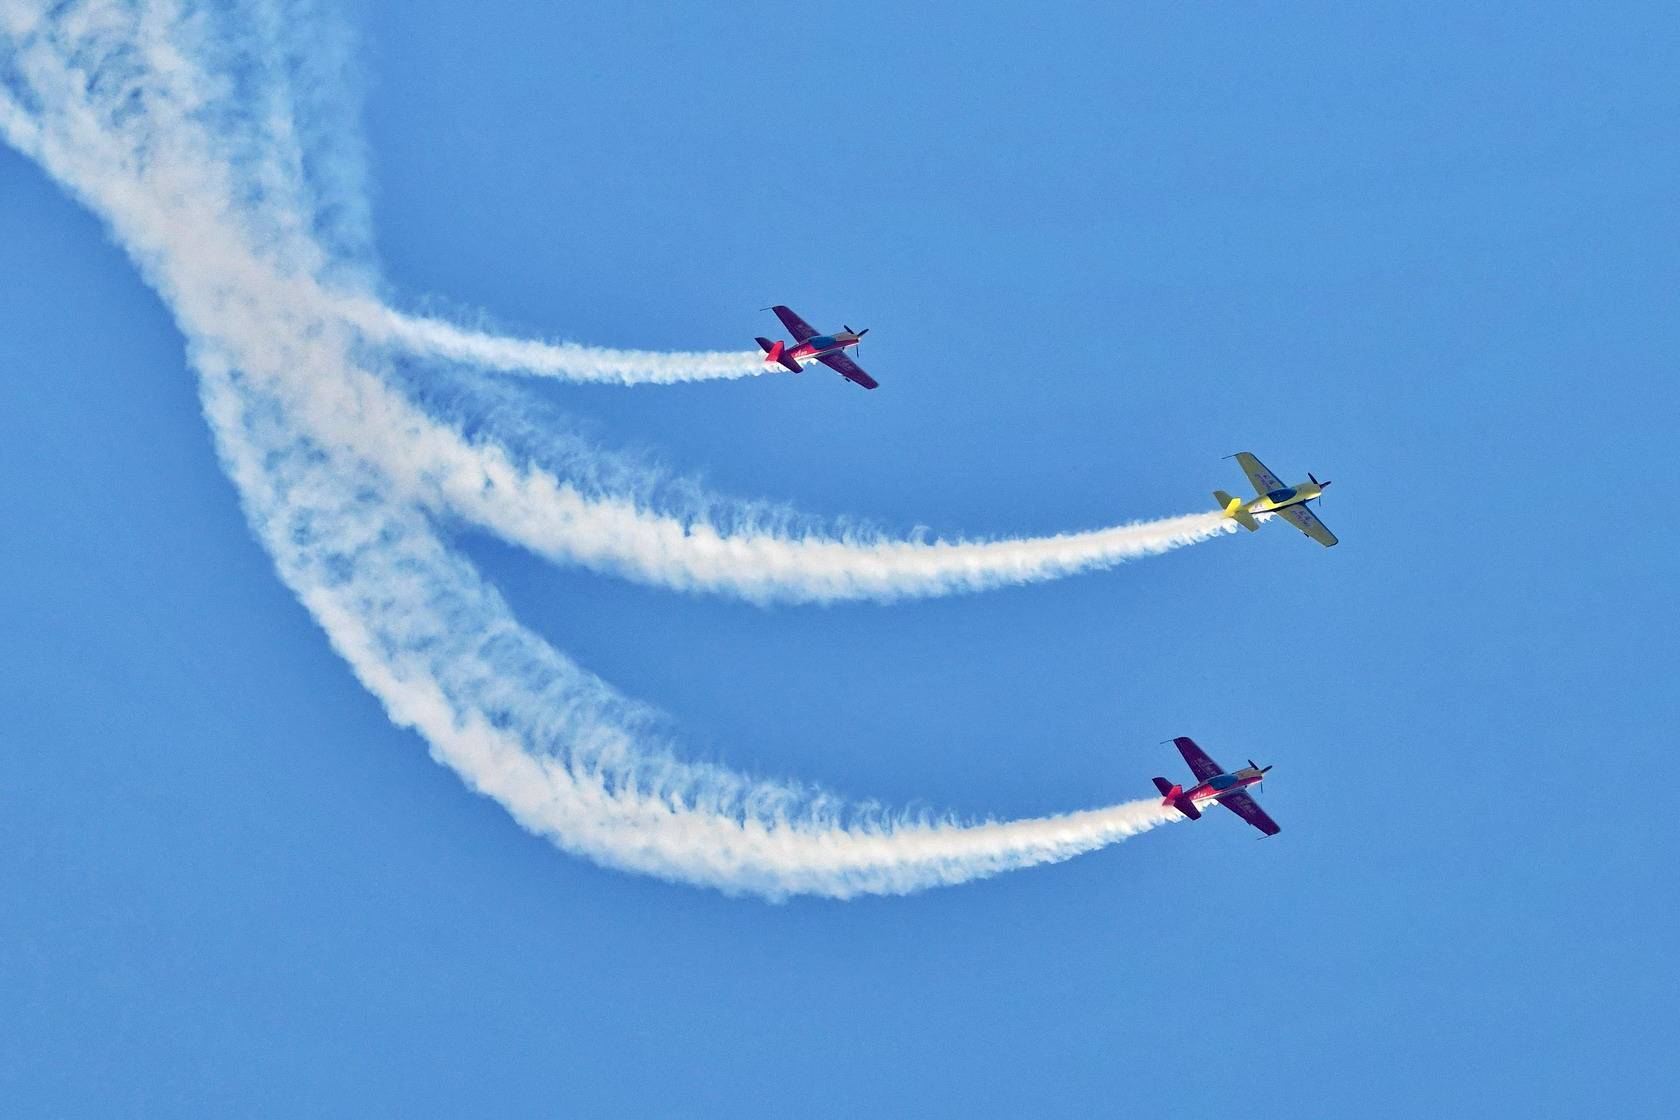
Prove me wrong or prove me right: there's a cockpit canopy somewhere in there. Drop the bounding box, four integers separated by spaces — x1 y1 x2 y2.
1266 486 1298 503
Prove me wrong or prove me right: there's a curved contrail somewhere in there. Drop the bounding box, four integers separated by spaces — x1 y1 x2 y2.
208 362 1185 900
250 355 1235 604
4 0 1237 608
0 0 1195 897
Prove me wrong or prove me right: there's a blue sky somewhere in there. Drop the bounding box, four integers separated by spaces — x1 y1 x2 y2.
2 1 1676 1114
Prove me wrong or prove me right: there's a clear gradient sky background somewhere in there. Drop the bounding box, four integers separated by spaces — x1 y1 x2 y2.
3 2 1676 1115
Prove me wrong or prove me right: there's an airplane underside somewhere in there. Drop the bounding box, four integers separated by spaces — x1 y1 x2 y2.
1214 452 1337 547
757 307 879 389
1153 736 1282 836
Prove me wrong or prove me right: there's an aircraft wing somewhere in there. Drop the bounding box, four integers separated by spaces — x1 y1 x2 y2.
817 350 879 390
770 305 820 342
1276 503 1339 548
1233 452 1285 495
1172 736 1224 783
1218 790 1281 836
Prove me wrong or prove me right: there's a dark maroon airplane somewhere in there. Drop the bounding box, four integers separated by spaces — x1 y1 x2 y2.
755 305 878 389
1152 736 1281 837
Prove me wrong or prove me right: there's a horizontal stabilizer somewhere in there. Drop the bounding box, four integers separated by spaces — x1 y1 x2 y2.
1153 777 1200 820
1214 490 1259 531
757 337 802 373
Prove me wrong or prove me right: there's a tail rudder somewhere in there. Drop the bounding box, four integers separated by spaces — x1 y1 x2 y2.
1214 490 1259 531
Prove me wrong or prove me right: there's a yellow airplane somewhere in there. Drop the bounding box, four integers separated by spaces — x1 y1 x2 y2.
1215 452 1338 547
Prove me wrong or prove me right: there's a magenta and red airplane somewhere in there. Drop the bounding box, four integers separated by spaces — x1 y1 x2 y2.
1152 736 1281 837
755 305 878 390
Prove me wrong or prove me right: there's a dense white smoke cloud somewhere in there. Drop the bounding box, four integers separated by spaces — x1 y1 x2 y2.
0 0 1198 897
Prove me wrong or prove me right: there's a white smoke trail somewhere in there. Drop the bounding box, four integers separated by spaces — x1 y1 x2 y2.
342 294 770 385
412 442 1238 604
0 0 1193 897
3 0 1238 608
240 350 1237 604
197 355 1184 899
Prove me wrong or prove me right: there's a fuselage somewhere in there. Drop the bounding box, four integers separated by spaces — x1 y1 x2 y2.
785 332 862 365
1244 479 1326 517
1183 766 1267 804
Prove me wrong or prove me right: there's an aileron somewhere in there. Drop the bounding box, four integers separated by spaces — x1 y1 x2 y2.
769 305 819 342
1173 736 1224 783
1277 503 1338 547
1218 790 1280 836
816 350 878 389
1234 452 1285 495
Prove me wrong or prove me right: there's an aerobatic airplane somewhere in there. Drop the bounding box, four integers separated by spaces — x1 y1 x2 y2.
1152 736 1281 837
755 305 878 389
1214 451 1338 547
